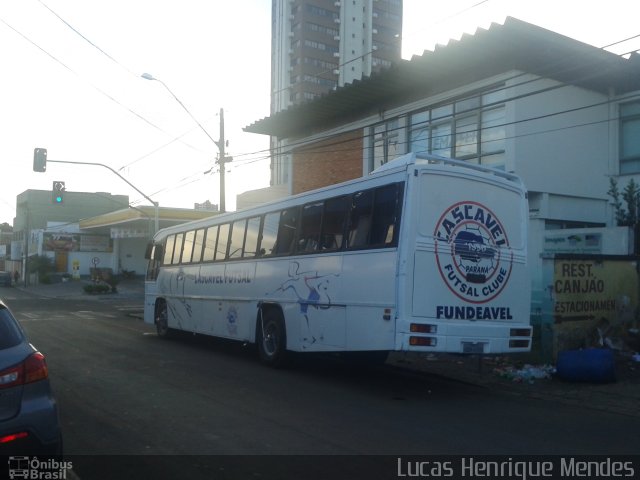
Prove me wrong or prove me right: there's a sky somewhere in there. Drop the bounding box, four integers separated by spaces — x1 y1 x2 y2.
0 0 639 225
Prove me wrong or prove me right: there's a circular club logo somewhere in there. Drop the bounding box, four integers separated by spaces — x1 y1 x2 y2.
434 201 512 303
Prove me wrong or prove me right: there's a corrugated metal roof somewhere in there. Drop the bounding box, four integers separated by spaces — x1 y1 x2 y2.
245 17 640 138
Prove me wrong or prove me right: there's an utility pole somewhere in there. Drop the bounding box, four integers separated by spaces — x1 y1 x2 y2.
141 75 229 214
215 108 230 213
217 108 226 213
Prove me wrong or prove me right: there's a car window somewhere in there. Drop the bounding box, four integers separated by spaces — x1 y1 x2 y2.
0 307 24 349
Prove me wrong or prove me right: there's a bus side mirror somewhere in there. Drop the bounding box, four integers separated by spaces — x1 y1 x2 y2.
145 242 153 259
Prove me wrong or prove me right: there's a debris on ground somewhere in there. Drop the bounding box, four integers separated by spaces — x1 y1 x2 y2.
493 364 556 384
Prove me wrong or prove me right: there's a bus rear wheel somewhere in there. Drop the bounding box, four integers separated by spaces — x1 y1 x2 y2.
257 309 287 367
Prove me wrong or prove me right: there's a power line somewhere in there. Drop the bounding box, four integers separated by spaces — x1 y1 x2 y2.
36 0 138 77
601 33 640 50
262 25 640 158
0 16 206 157
126 25 640 202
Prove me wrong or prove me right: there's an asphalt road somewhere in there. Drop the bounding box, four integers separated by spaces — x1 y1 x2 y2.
4 288 640 479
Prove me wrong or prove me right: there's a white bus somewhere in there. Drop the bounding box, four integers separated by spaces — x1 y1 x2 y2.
144 153 531 366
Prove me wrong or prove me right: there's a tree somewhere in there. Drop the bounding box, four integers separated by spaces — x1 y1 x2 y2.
608 178 640 226
28 255 54 284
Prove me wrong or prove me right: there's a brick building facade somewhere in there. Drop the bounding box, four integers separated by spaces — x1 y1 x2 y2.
292 130 363 194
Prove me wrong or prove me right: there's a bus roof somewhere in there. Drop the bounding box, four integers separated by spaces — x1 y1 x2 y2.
153 153 524 241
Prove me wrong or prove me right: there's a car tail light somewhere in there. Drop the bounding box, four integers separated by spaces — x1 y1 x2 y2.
0 432 29 444
0 352 49 390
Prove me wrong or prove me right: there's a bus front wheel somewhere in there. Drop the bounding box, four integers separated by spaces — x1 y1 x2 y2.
257 309 287 367
155 301 173 338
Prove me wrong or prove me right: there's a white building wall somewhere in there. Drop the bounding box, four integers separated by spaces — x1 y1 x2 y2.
511 76 611 200
272 0 292 113
339 0 373 86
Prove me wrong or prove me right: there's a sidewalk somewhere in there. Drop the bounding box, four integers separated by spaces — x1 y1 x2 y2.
9 278 640 418
387 351 640 417
12 276 145 301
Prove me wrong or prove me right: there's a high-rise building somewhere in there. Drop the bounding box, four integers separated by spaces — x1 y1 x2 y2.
271 0 403 114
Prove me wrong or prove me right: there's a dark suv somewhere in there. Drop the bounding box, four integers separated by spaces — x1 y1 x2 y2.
0 301 62 455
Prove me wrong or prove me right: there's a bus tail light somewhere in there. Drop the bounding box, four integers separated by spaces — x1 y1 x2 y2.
410 336 437 347
510 328 531 337
410 323 437 334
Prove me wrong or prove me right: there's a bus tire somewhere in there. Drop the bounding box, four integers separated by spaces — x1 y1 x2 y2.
257 308 287 367
155 300 174 339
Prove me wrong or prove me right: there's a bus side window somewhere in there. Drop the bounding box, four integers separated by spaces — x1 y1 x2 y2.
370 183 402 247
192 229 206 263
203 226 218 262
216 224 231 260
229 220 246 259
244 217 261 258
275 208 299 255
163 235 176 265
347 190 374 248
321 195 349 251
298 202 323 252
182 230 196 264
261 212 280 256
172 233 184 265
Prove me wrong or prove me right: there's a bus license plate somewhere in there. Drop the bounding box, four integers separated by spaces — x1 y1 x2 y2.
462 342 486 354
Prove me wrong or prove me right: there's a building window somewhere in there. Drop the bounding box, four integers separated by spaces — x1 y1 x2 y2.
372 119 400 170
620 101 640 174
408 86 506 168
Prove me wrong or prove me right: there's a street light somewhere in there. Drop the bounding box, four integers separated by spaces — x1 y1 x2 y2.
141 73 229 212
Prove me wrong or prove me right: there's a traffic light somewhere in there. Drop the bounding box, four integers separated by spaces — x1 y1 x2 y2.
33 148 47 172
52 181 65 204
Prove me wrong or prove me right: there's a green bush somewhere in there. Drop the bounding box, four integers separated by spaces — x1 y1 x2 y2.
83 284 111 294
28 255 54 283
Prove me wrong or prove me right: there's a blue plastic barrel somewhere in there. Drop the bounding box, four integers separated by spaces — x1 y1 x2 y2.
556 348 616 383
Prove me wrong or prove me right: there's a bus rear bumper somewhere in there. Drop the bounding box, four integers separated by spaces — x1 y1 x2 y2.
396 324 532 354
